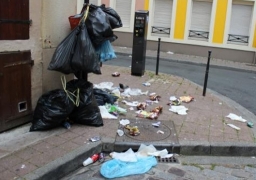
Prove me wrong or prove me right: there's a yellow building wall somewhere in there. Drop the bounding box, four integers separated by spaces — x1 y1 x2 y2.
174 0 188 40
212 0 228 44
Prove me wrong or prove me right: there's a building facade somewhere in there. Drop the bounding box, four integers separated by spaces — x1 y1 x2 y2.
88 0 256 63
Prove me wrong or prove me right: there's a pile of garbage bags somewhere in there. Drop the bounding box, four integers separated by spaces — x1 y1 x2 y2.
30 79 118 131
48 3 122 75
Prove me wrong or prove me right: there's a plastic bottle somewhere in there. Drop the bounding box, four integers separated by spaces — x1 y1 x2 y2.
83 154 99 166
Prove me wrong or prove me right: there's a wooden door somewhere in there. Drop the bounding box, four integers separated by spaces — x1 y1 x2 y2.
0 51 33 132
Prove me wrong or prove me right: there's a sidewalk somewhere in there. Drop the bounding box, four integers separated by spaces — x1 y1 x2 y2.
0 49 256 180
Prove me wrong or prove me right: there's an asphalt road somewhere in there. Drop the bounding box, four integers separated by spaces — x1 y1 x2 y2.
103 54 256 116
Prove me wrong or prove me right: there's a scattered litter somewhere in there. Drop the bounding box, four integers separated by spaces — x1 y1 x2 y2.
90 136 101 142
125 125 140 136
121 88 148 97
157 130 164 134
167 51 174 54
179 96 194 103
146 100 156 105
100 156 157 179
99 152 105 163
94 82 114 90
112 72 120 77
62 121 71 129
167 99 181 106
136 106 163 120
99 106 118 119
219 102 222 105
152 122 161 127
252 157 256 159
83 154 99 166
111 88 121 98
137 102 147 110
169 96 177 101
110 148 137 162
247 122 254 128
120 119 130 126
169 106 188 115
149 93 156 97
226 113 247 122
117 129 124 136
129 107 134 110
119 83 129 92
122 100 139 106
142 82 151 86
129 55 132 58
149 94 161 101
106 104 127 115
21 164 26 169
226 123 241 130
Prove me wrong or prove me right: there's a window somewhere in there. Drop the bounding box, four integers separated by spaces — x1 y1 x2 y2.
110 0 135 32
189 0 212 40
228 3 253 44
0 0 30 40
151 0 173 37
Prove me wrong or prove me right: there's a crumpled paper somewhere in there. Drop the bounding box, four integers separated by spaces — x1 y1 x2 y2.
169 106 188 115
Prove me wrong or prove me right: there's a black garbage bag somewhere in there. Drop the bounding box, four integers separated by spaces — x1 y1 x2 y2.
67 79 103 127
93 88 118 105
86 6 115 46
48 26 80 74
89 4 122 29
30 89 75 131
71 21 101 75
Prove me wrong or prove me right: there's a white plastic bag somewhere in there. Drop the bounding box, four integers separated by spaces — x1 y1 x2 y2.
226 113 247 122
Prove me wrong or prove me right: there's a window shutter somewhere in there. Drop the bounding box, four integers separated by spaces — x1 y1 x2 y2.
229 4 252 36
0 0 30 40
153 0 173 28
115 0 132 28
190 1 212 32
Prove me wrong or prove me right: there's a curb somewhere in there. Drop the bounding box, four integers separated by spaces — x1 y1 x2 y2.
115 52 256 74
19 140 256 179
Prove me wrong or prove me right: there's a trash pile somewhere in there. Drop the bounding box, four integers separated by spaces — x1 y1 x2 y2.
30 3 122 131
225 113 254 130
82 144 178 179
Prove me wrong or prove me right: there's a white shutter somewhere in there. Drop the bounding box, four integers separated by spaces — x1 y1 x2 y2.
90 0 99 5
190 1 212 32
229 4 253 36
115 0 132 28
153 0 173 28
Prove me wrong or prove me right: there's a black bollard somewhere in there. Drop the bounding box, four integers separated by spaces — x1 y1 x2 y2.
156 38 161 75
203 51 212 96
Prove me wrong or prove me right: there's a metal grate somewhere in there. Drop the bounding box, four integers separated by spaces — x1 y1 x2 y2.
156 156 179 163
189 30 209 39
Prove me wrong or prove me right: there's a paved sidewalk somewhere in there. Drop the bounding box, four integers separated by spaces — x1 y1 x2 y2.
0 50 256 179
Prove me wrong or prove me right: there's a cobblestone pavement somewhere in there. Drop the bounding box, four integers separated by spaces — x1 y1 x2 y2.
62 155 256 180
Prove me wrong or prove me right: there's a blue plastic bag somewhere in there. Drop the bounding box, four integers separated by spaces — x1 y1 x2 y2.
96 40 117 62
100 156 157 179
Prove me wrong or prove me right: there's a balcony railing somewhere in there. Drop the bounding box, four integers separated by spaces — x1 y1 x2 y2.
151 26 170 35
228 34 249 43
189 30 209 39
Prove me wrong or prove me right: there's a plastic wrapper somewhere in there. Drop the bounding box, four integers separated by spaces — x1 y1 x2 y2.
100 156 157 179
30 89 75 131
95 40 117 62
67 79 103 127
